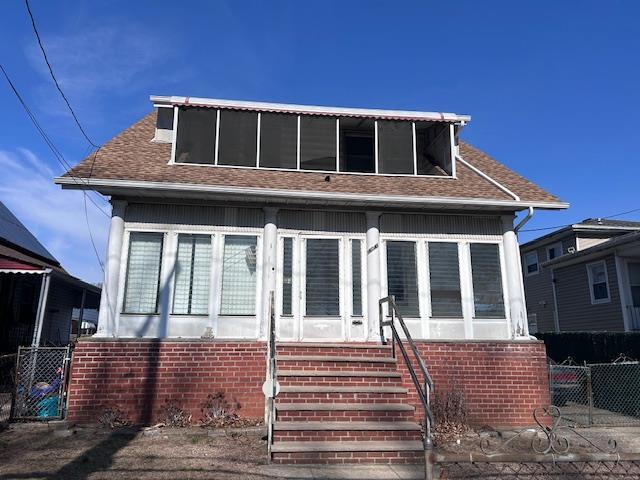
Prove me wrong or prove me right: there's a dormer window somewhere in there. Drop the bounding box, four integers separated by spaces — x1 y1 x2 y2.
171 105 458 176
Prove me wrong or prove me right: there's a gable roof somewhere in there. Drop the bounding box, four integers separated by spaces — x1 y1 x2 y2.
0 200 59 267
56 107 566 211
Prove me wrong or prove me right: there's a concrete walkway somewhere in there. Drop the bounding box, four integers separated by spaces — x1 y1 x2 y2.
261 464 425 479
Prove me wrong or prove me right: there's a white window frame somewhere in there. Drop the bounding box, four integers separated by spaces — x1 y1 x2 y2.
170 233 214 316
587 260 611 305
170 107 455 178
547 242 563 261
426 240 464 320
524 251 539 276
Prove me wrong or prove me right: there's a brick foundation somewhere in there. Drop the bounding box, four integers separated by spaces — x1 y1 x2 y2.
66 339 549 428
398 340 550 428
66 339 266 425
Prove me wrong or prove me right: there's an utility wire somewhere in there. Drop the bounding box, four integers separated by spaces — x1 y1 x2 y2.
0 64 109 217
24 0 98 149
519 207 640 233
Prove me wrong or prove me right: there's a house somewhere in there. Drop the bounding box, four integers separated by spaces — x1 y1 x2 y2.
0 200 101 354
521 219 640 333
55 96 566 463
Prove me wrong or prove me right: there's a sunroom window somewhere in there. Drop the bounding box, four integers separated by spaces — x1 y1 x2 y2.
377 120 414 174
299 116 337 171
123 232 163 314
259 113 297 169
470 243 505 318
220 235 258 315
172 234 211 315
415 122 452 175
428 242 463 317
305 239 340 316
386 241 420 317
175 107 216 164
339 118 375 173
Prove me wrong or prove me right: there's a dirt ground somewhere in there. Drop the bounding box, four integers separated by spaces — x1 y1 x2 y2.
2 423 640 480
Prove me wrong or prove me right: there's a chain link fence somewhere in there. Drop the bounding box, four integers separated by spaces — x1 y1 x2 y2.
12 346 70 421
550 356 640 426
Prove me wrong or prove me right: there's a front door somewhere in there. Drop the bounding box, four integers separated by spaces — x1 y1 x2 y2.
277 235 346 341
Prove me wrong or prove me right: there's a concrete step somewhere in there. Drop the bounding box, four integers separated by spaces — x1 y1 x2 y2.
274 421 421 431
276 402 414 412
271 440 424 453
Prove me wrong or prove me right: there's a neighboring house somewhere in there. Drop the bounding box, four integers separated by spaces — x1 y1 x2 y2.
55 96 566 462
521 218 640 333
0 201 100 354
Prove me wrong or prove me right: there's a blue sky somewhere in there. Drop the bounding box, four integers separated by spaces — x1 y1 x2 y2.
1 1 639 283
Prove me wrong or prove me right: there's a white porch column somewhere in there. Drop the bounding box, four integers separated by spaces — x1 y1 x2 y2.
501 215 529 338
260 207 278 338
366 211 382 340
96 199 127 337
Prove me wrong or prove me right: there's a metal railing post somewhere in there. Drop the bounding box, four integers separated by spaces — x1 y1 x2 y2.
586 362 593 426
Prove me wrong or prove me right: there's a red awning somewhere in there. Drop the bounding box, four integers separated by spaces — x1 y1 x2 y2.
0 258 43 271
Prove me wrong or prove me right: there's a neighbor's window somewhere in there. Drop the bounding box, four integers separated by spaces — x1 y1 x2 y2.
220 235 258 315
259 113 298 169
428 242 463 318
386 241 420 317
351 239 363 316
547 243 563 261
175 107 216 164
123 232 164 314
587 261 610 304
524 251 539 276
305 239 340 316
339 118 375 173
281 237 293 316
299 116 337 171
377 120 414 174
172 234 212 315
217 110 258 167
470 243 505 318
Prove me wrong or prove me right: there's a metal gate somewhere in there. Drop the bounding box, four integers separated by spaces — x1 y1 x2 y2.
12 346 70 421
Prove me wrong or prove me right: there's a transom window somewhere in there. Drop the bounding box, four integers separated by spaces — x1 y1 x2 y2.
173 107 455 176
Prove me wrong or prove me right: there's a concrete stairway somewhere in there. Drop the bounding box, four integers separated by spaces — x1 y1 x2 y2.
271 343 424 464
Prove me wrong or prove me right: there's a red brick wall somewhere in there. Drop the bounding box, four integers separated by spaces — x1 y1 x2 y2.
67 340 266 425
397 341 550 428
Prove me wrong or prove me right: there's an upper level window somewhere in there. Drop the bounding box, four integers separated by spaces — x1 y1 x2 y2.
259 113 297 169
524 251 539 276
175 107 216 164
339 118 375 173
547 242 563 261
300 116 336 171
587 261 610 304
218 110 258 167
173 106 455 176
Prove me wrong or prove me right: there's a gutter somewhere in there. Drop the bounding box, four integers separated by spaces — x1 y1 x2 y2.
54 176 569 211
514 206 535 233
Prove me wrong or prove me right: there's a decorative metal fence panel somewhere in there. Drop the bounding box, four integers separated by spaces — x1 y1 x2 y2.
12 346 70 421
550 359 640 426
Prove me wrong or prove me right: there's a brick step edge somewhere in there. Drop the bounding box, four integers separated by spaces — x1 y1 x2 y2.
274 421 421 431
271 440 424 453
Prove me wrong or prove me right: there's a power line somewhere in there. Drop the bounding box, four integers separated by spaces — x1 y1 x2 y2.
24 0 98 149
0 64 109 217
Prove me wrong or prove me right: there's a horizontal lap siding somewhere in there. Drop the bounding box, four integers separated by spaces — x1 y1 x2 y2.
397 341 549 428
555 255 624 331
66 341 266 425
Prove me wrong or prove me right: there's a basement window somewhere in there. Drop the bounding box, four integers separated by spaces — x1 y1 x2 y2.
339 118 375 173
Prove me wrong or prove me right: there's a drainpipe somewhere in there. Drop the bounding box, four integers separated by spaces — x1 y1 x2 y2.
514 206 535 233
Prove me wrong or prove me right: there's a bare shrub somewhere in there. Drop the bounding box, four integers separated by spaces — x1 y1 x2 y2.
97 406 131 429
162 401 191 427
431 386 469 445
200 392 261 428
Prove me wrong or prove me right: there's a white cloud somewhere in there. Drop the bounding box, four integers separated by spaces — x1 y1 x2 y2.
0 149 109 283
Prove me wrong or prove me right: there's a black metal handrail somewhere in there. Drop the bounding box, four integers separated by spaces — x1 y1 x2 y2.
266 291 277 459
379 295 434 451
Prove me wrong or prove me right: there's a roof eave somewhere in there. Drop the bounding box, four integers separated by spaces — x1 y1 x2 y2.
55 176 569 212
150 95 472 124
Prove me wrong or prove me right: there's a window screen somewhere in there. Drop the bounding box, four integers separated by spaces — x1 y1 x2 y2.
386 241 419 317
259 113 297 169
377 120 414 174
299 116 336 171
175 107 216 164
173 234 211 315
339 118 375 173
123 232 163 314
428 242 462 317
305 239 340 316
470 243 505 318
351 239 363 316
217 110 258 167
282 237 293 315
415 122 450 175
220 236 257 315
